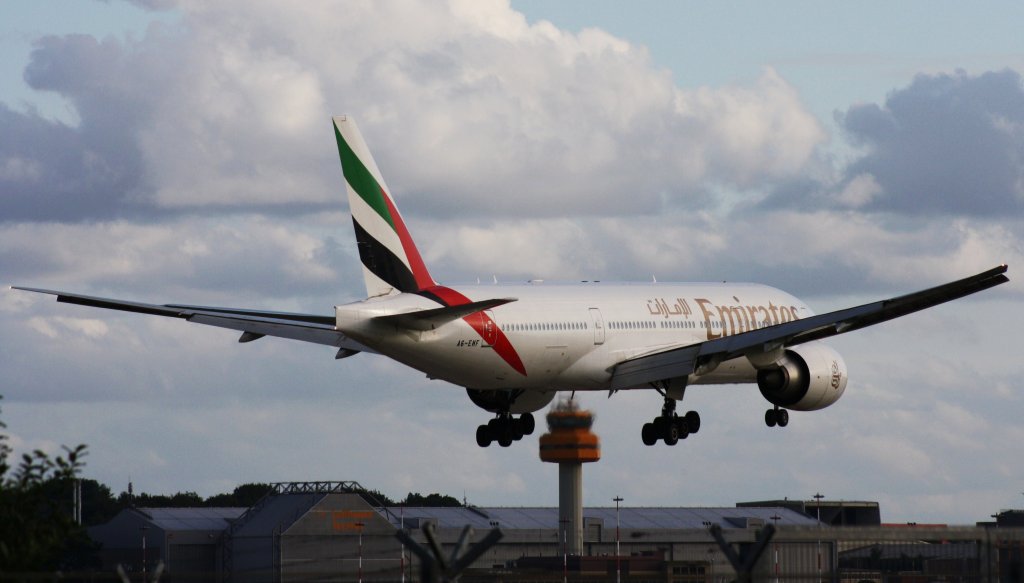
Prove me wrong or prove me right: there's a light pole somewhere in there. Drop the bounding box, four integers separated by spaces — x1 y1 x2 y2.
355 521 365 583
400 507 405 583
140 525 149 581
559 518 569 583
706 547 716 583
613 496 623 583
813 493 824 583
770 513 781 583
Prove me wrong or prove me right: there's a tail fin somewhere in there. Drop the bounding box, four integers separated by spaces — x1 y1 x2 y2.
333 116 435 297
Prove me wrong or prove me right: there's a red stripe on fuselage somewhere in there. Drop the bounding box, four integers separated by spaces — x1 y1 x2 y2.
381 188 434 291
423 285 527 376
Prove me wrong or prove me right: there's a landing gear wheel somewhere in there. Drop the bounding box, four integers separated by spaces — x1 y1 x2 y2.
641 422 657 446
663 420 680 445
684 410 701 434
476 425 492 447
765 409 778 427
777 408 789 427
477 411 534 447
519 413 535 435
675 417 690 439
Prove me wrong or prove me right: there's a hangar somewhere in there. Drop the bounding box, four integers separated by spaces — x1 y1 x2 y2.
88 481 1022 582
90 481 819 580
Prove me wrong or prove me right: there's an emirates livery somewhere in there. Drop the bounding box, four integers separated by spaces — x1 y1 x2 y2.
16 117 1009 448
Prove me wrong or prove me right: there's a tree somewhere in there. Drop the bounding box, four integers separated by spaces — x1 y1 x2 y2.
78 479 120 526
124 490 204 508
401 492 462 507
205 482 275 507
0 395 90 573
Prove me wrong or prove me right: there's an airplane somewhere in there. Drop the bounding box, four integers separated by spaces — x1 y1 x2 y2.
15 116 1009 448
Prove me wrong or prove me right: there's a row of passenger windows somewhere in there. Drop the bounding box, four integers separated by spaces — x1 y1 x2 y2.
500 318 774 334
611 320 698 330
504 322 588 332
501 320 705 333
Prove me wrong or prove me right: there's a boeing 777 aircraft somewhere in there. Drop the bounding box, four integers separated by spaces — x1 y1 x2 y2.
16 116 1009 448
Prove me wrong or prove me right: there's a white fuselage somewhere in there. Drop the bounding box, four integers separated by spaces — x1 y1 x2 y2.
335 281 813 392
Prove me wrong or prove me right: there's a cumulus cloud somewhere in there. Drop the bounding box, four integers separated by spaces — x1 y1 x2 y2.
1 0 824 224
0 217 357 302
767 69 1024 217
840 69 1024 215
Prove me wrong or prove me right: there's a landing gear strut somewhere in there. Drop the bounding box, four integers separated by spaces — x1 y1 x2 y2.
641 395 701 446
476 412 535 447
765 406 789 428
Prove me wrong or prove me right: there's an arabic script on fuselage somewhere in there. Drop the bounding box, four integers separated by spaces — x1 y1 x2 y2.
647 297 801 340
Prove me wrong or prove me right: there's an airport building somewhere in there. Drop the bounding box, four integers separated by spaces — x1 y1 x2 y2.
86 481 1024 582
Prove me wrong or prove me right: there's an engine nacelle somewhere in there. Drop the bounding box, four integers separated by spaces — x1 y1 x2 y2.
756 343 848 411
466 388 556 414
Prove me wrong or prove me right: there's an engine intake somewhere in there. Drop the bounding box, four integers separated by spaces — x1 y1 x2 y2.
756 343 848 411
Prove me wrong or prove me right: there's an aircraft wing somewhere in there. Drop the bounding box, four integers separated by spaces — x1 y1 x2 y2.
12 287 371 354
608 264 1009 390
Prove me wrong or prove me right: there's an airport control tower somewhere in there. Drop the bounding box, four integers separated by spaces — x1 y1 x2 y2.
539 399 600 556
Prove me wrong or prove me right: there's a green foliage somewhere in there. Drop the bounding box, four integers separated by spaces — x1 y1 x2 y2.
121 490 205 508
77 479 120 526
205 482 275 507
0 396 90 573
401 492 462 507
353 486 397 507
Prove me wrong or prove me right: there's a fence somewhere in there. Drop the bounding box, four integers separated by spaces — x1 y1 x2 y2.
4 526 1023 582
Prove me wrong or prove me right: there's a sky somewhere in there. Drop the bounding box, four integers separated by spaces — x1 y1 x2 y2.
1 0 1022 525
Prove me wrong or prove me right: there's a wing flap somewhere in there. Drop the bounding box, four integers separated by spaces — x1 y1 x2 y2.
186 313 364 348
609 264 1009 390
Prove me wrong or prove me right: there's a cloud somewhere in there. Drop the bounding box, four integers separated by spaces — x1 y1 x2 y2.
26 316 109 339
767 69 1024 217
1 0 825 224
1 216 358 302
840 69 1024 216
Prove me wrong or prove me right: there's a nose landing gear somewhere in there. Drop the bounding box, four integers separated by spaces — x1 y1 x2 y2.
765 406 789 428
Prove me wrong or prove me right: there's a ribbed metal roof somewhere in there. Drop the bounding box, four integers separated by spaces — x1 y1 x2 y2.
137 507 246 531
386 506 817 530
130 503 817 533
230 493 324 536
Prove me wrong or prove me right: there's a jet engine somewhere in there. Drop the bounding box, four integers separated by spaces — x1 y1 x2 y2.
756 343 848 411
466 388 556 414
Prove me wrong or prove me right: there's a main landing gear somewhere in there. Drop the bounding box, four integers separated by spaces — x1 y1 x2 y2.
476 412 536 448
641 396 701 446
765 406 789 428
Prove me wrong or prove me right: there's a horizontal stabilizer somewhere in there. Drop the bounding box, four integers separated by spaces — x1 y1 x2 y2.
374 297 517 331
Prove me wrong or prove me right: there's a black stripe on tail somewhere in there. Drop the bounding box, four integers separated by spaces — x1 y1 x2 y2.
352 218 419 293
